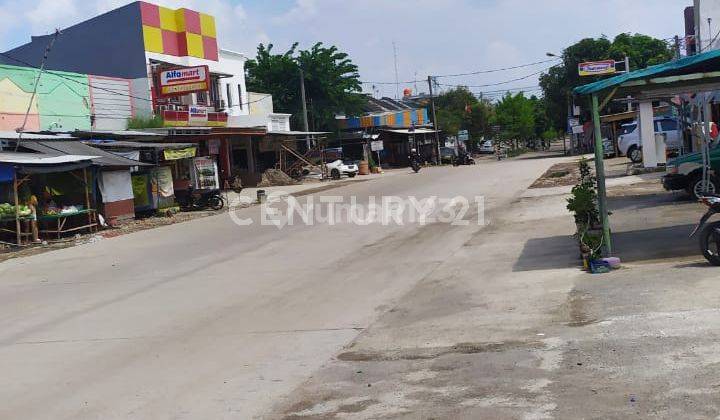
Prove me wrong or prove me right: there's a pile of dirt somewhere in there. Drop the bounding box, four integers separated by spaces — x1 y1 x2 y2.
257 169 299 187
530 161 582 188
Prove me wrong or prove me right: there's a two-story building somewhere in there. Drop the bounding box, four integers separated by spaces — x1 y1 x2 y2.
1 1 289 186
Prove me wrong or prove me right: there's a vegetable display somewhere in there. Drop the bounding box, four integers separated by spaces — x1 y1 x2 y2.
0 203 32 218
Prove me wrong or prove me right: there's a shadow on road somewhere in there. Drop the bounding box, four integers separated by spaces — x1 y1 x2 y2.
513 235 579 272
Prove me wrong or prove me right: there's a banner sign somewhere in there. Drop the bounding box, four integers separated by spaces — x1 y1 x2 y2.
163 147 197 161
370 140 384 151
158 66 210 96
578 60 616 76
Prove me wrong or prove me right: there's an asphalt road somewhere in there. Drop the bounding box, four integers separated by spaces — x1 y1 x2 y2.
0 154 570 419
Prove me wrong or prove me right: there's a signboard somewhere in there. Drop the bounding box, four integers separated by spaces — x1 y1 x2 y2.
572 125 585 134
370 140 384 151
189 105 208 125
578 60 616 76
458 130 469 142
158 66 210 97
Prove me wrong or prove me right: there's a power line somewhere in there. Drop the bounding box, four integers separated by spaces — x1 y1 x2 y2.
436 66 553 89
434 57 560 78
0 51 273 108
359 56 562 85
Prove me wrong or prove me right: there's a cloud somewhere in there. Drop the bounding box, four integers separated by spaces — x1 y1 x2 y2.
0 0 692 99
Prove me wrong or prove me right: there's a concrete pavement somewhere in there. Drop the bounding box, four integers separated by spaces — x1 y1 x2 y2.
5 151 719 419
0 153 568 419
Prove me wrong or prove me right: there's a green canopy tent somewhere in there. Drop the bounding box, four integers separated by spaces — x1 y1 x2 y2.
574 49 720 255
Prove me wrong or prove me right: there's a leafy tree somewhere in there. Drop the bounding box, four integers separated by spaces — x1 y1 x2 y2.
434 86 494 148
493 92 535 147
246 43 366 131
539 34 674 130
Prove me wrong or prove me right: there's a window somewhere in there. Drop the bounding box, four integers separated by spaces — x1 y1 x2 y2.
237 84 243 110
226 83 233 108
620 124 637 135
659 119 678 132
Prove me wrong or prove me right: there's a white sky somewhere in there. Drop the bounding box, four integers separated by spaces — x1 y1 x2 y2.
0 0 692 99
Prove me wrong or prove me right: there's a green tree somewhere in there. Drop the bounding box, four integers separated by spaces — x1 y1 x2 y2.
493 92 535 147
539 33 674 130
245 42 366 131
434 86 494 148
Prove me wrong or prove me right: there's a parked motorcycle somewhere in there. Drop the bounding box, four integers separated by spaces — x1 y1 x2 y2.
690 194 720 265
453 151 475 166
178 188 225 211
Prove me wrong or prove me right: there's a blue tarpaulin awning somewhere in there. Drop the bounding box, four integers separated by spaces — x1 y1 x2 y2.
0 164 14 183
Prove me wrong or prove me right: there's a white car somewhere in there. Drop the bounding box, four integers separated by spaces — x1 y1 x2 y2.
326 159 358 179
618 117 681 163
478 140 494 154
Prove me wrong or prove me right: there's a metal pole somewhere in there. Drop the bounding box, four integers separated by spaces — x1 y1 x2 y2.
299 67 310 149
624 56 632 113
427 76 441 164
13 172 20 246
591 94 612 254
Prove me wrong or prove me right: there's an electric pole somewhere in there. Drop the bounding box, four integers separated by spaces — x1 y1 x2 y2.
299 67 310 148
16 29 60 152
427 75 441 165
393 42 400 100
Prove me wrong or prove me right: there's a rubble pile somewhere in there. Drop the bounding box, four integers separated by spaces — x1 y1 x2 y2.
258 169 299 187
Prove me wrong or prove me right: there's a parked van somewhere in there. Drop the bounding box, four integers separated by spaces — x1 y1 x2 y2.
618 117 681 163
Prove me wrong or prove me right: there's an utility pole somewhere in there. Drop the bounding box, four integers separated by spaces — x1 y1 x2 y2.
624 56 632 112
16 29 60 152
299 67 310 148
393 42 400 100
674 35 682 60
427 75 441 164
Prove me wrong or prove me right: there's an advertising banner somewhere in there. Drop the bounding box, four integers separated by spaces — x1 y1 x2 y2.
158 66 210 97
370 140 384 151
578 60 616 76
189 105 209 125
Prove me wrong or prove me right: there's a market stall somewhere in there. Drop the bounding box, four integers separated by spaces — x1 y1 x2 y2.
19 139 150 224
0 152 96 245
88 141 198 214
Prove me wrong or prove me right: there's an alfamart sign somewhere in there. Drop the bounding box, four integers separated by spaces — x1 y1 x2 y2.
578 60 616 76
158 66 210 96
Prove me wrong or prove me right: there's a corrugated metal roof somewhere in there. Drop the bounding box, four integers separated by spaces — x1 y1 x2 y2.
0 152 96 164
0 131 72 140
20 140 149 167
88 141 196 150
574 49 720 95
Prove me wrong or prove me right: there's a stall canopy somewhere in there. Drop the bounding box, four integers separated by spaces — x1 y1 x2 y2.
19 140 149 169
574 49 720 97
0 152 95 173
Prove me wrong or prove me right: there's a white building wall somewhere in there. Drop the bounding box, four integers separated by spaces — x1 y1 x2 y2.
695 0 720 51
142 49 250 123
216 49 249 118
89 76 133 131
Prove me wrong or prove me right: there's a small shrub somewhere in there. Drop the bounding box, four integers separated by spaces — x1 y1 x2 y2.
127 115 164 129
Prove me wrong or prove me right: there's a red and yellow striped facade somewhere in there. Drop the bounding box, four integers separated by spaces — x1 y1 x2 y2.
140 2 219 61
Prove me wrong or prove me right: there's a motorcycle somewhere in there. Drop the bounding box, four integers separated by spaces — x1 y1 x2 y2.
178 188 225 211
453 151 475 166
690 194 720 265
409 155 422 173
